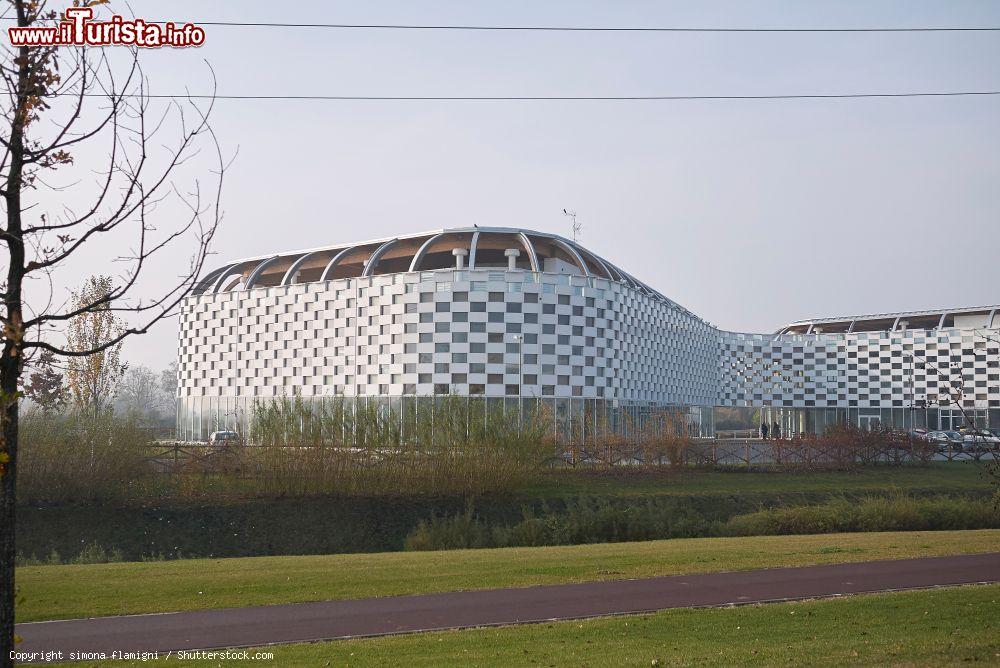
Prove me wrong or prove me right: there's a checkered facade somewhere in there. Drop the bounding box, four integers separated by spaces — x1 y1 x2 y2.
178 267 999 432
721 330 999 410
178 269 720 406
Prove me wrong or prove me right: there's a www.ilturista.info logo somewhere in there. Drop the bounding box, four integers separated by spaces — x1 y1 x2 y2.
8 7 205 48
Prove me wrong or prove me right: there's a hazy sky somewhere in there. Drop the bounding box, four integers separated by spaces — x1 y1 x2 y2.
24 0 1000 371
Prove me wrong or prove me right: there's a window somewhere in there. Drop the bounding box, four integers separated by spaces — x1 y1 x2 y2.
505 384 520 395
434 383 450 395
488 374 503 384
489 291 504 302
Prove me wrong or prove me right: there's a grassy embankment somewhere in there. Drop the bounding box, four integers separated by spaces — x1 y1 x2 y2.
17 529 1000 622
46 584 1000 667
17 463 995 562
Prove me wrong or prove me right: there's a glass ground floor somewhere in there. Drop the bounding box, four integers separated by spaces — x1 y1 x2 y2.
176 394 998 442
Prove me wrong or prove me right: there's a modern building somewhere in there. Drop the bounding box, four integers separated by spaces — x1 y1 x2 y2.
176 227 999 440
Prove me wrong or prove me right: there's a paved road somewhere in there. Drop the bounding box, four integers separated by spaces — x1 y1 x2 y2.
17 552 1000 660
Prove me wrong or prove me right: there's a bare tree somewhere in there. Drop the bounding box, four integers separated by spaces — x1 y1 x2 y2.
160 359 177 396
119 364 161 417
0 1 225 658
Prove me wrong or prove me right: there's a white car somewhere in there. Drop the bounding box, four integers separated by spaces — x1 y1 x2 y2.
208 430 243 447
962 430 999 452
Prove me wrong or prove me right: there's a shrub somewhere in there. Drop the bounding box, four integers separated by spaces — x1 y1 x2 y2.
722 495 1000 536
404 505 491 551
405 497 718 551
17 408 152 503
404 493 1000 551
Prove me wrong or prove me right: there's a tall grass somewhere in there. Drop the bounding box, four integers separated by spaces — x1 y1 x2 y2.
224 396 553 496
17 408 152 503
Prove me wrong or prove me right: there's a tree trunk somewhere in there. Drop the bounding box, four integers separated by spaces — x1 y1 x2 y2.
1 8 29 662
0 379 17 668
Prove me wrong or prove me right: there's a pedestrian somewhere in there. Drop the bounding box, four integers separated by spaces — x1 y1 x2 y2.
761 422 769 440
773 421 781 440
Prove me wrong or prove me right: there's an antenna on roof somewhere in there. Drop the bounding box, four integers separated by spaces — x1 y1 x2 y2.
562 209 581 242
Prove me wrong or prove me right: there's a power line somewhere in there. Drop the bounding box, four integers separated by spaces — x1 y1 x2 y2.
4 18 1000 32
58 90 1000 102
130 22 1000 32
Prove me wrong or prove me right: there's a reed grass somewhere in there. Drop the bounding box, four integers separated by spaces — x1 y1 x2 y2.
16 408 152 503
227 395 554 496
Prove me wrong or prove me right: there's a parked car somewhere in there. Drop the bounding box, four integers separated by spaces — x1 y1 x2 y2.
961 429 1000 453
927 430 964 453
208 430 243 447
907 428 929 441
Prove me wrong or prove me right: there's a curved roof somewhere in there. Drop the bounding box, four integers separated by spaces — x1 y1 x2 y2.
193 226 697 317
777 305 1000 335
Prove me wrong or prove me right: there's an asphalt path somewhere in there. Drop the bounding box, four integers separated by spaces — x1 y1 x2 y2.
16 552 1000 661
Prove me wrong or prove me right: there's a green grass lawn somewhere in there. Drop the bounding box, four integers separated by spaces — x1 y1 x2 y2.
18 529 1000 623
47 584 1000 667
522 462 994 497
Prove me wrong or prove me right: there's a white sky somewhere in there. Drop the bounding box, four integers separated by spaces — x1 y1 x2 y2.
19 0 1000 372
